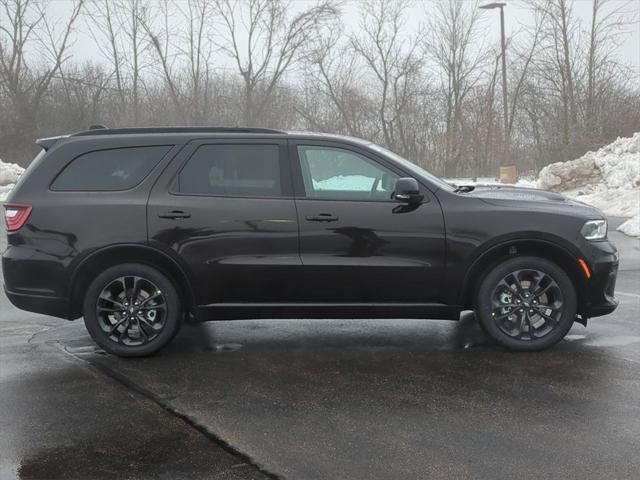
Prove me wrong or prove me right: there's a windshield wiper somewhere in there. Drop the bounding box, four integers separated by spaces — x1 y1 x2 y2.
453 185 475 193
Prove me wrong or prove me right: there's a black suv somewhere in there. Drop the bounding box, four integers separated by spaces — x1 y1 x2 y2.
2 127 618 356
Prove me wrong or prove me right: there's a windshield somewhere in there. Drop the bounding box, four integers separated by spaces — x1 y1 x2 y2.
366 143 455 192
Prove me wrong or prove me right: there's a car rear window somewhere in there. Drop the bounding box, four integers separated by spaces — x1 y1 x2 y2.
174 144 282 197
51 145 172 191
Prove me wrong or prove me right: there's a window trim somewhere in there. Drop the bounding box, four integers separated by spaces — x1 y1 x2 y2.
168 140 293 200
289 140 428 204
49 144 174 193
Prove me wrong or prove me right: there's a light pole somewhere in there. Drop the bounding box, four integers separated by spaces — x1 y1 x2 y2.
480 2 509 161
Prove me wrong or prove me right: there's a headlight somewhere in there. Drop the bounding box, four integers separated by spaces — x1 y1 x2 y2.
581 219 607 240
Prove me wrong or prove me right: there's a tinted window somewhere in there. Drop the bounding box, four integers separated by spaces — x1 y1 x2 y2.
176 144 282 197
297 145 398 201
51 146 171 191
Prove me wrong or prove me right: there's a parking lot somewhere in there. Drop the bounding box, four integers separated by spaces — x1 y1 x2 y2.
1 219 639 480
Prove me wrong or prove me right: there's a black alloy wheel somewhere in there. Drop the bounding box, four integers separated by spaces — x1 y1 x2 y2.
490 269 564 340
96 275 167 346
83 264 182 357
476 256 577 351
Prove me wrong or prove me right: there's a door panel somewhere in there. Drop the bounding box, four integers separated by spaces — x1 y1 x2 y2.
291 141 446 303
147 139 300 305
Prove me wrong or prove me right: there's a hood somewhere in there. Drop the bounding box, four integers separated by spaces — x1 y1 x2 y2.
468 185 566 202
464 184 602 215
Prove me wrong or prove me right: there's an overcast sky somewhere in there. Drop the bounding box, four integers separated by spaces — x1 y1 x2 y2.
36 0 640 72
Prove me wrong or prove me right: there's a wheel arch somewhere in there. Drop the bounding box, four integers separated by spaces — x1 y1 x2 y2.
68 244 196 319
461 238 588 314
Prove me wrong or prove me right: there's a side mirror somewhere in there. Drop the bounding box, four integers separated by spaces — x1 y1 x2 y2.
393 177 423 203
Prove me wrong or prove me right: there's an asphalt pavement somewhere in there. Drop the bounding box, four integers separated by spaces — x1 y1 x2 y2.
1 219 639 480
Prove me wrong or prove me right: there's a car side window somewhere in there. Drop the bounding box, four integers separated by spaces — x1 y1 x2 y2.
175 144 282 197
51 145 172 191
297 145 398 201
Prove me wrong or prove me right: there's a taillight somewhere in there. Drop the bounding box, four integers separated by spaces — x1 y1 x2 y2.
4 204 32 232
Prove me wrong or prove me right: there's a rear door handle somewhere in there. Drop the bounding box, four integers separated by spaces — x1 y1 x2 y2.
305 213 339 222
158 210 191 219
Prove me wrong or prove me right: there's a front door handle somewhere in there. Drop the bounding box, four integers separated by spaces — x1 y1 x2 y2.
158 210 191 219
305 213 339 222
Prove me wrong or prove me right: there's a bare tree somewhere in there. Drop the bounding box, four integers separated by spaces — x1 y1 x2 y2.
531 0 580 157
211 0 337 125
1 0 639 175
139 0 183 121
506 11 545 141
423 0 488 176
86 0 149 123
350 0 424 155
304 29 370 137
178 0 217 123
0 0 83 161
0 0 83 113
586 0 636 132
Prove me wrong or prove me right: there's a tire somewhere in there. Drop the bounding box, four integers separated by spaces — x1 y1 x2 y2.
83 263 182 357
475 256 577 351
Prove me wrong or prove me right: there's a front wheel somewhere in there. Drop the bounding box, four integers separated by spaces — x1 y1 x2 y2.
83 263 182 357
476 256 577 351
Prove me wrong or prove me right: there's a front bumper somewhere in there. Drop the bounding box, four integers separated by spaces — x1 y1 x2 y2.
581 239 619 318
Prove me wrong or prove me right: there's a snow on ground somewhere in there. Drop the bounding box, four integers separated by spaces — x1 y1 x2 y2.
537 132 640 237
0 159 24 201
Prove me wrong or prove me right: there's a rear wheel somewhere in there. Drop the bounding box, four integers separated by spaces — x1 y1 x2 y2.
83 263 182 357
476 256 577 351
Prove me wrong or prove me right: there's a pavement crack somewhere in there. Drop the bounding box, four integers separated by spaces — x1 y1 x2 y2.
60 347 282 480
27 325 56 344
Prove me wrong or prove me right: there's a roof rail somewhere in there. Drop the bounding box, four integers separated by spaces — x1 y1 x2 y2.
71 126 286 137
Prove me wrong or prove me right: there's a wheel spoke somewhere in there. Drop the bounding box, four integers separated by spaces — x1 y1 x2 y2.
509 271 526 296
98 306 123 313
497 278 518 295
114 276 128 296
528 271 544 295
536 303 562 312
533 283 553 298
132 276 146 303
492 306 519 321
515 310 528 336
140 293 162 307
138 320 150 342
522 312 536 339
98 294 125 309
533 307 560 324
140 304 165 311
139 317 157 331
109 318 128 335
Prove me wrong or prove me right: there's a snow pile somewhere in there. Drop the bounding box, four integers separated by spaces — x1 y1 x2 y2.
537 133 640 236
618 215 640 237
0 159 25 201
539 133 640 194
